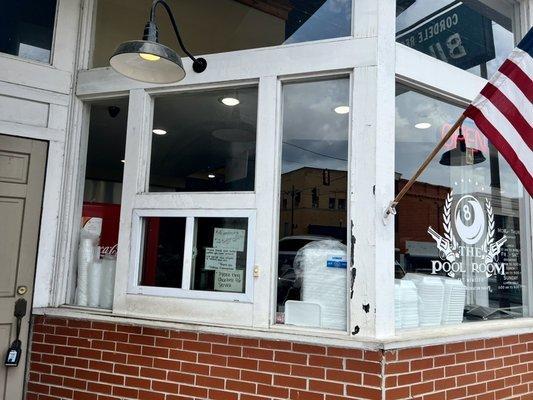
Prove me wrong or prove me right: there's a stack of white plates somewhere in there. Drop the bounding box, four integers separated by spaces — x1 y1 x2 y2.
405 274 444 327
395 279 419 329
441 277 466 325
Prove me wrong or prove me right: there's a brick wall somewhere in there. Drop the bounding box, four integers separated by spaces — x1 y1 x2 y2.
26 316 382 400
384 334 533 400
25 316 533 400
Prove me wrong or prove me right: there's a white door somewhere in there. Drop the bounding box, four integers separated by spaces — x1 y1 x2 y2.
0 134 47 399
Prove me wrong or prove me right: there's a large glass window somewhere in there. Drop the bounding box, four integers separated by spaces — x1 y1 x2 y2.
150 87 257 192
276 77 350 331
395 84 530 330
92 0 352 68
72 98 129 308
396 1 515 78
0 0 57 63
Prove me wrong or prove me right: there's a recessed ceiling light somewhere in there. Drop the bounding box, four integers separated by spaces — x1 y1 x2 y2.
153 128 167 135
220 97 240 106
415 122 432 129
334 106 350 114
208 173 216 179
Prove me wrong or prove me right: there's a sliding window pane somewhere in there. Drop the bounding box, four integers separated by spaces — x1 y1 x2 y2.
277 78 349 331
191 217 249 293
140 217 186 288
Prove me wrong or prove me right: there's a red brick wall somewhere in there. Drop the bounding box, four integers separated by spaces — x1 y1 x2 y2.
25 316 533 400
384 334 533 400
26 316 382 400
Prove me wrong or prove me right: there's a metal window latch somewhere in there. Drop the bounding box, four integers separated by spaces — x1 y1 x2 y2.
5 298 27 367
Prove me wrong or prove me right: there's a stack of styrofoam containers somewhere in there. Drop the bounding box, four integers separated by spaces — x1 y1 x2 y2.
405 273 445 327
395 279 419 329
441 277 466 325
297 240 347 330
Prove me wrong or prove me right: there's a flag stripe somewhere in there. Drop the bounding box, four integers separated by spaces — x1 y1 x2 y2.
480 83 532 150
465 106 533 197
498 59 533 103
510 48 533 77
487 72 533 127
474 95 533 174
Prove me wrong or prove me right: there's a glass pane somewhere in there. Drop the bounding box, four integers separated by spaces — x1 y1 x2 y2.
92 0 352 68
276 78 349 331
191 217 248 293
0 0 57 63
395 84 530 330
72 98 129 308
140 217 186 288
396 1 514 78
150 87 257 192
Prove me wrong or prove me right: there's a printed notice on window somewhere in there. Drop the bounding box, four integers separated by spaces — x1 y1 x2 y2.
205 248 236 270
214 270 244 292
213 228 245 252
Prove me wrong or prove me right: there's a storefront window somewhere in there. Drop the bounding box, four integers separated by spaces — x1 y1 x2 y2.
72 98 129 308
150 87 257 192
0 0 57 63
395 84 530 330
92 0 352 68
396 1 515 78
276 78 349 331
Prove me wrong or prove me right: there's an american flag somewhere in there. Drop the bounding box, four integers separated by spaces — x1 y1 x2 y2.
464 27 533 197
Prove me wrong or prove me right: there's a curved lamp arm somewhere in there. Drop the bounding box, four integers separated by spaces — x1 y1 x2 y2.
148 0 207 73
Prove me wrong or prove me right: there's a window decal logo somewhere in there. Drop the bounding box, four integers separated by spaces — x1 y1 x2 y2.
428 191 507 277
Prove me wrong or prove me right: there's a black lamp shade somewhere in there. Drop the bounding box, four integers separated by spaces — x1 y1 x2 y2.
110 40 185 84
439 133 486 166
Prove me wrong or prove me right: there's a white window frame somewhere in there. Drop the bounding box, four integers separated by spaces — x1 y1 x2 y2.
128 209 256 302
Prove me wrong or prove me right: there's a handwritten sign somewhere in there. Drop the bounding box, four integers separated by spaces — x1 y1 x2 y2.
205 248 236 270
213 228 245 252
214 270 244 292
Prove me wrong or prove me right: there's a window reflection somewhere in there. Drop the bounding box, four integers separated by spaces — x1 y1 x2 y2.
396 1 515 78
150 87 257 192
0 0 57 63
93 0 352 67
277 78 349 331
395 84 529 329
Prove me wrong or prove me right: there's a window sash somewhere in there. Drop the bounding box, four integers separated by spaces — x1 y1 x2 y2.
128 209 255 302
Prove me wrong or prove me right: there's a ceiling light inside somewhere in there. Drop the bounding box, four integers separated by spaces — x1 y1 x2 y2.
415 122 432 129
220 97 240 106
153 128 167 135
208 173 216 179
121 159 125 163
334 106 350 114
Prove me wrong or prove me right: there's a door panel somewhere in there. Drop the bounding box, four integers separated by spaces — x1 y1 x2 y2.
0 135 47 400
0 198 24 297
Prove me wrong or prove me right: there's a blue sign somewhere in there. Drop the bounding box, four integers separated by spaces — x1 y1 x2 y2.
327 256 347 269
396 2 495 70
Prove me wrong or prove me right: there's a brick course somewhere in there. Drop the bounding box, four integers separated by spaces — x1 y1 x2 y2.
25 316 533 400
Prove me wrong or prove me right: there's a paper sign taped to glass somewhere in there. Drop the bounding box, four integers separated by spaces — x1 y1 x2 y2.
215 270 244 292
204 247 237 270
213 228 245 252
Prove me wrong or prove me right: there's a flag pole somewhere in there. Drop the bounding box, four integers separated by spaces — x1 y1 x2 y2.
384 113 467 218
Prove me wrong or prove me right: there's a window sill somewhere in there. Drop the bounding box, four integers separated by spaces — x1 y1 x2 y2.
33 306 533 351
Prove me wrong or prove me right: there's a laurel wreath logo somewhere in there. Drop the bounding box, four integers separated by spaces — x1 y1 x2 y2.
482 200 495 251
443 191 458 254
